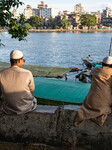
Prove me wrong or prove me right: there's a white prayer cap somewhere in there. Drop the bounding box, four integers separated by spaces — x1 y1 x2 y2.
103 56 112 65
10 50 23 59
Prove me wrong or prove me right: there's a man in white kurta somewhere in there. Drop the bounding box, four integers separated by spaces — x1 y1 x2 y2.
0 50 37 114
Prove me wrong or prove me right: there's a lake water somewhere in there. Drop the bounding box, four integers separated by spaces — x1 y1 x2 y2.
0 32 112 69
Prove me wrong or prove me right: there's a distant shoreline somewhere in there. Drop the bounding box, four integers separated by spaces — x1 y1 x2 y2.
0 28 112 33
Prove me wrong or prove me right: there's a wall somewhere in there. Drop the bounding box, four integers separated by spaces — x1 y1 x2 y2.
0 105 112 150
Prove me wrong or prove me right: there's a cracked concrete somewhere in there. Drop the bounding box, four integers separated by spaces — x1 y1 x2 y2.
0 105 112 150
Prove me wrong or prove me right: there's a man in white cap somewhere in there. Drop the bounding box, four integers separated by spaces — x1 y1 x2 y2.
75 56 112 126
0 50 37 114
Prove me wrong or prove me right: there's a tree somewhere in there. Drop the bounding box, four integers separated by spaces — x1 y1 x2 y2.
26 16 43 28
53 15 61 29
60 15 70 29
24 23 32 29
54 25 60 29
8 14 29 41
0 0 29 46
48 16 54 28
53 15 70 29
80 14 97 28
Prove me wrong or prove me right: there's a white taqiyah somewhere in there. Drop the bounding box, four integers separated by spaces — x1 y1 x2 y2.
103 56 112 65
10 50 23 59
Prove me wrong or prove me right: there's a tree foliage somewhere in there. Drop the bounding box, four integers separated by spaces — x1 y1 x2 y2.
0 0 29 43
54 15 61 28
60 15 70 29
8 14 29 41
48 16 54 27
80 14 97 27
25 23 32 29
50 15 70 29
26 16 43 27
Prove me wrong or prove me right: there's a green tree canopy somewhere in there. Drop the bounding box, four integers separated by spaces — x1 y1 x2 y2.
80 14 97 27
26 16 43 27
48 16 54 27
53 15 70 29
8 14 29 41
0 0 29 43
54 15 61 28
60 15 70 29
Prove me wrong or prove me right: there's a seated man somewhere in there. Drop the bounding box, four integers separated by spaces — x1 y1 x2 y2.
75 56 112 126
0 50 37 114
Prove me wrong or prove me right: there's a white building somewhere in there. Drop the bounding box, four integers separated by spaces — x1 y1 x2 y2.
24 2 59 19
39 4 59 18
13 9 20 19
24 5 33 19
74 3 85 15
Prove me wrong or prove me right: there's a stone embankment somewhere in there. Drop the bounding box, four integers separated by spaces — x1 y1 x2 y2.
0 29 7 32
29 28 112 33
0 105 112 150
1 28 112 33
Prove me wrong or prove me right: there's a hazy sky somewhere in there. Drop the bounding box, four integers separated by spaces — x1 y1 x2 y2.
19 0 112 13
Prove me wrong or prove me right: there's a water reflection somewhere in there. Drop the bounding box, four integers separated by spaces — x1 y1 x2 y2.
0 32 112 68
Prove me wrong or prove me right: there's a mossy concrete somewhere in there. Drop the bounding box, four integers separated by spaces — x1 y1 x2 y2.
0 105 112 150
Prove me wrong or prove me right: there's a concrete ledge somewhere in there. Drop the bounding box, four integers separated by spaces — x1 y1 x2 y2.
0 105 112 150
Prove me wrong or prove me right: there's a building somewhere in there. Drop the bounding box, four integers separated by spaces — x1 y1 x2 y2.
67 13 81 27
24 5 39 19
102 7 112 18
39 4 59 18
101 7 112 26
24 5 33 19
101 17 112 26
63 10 70 15
32 9 39 16
90 11 101 24
13 9 20 19
24 2 59 19
74 3 85 14
38 1 45 9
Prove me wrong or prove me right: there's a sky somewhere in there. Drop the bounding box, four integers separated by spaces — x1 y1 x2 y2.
19 0 112 13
